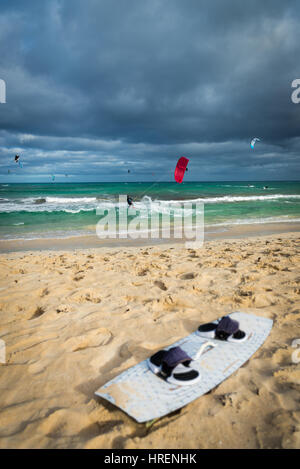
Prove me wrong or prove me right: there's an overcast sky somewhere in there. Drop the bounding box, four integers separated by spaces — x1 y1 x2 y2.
0 0 299 182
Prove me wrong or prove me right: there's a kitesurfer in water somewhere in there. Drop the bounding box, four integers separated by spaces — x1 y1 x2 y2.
127 195 134 207
15 155 20 163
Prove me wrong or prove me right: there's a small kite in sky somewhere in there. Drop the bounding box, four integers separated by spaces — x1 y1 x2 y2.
250 137 260 149
14 155 22 167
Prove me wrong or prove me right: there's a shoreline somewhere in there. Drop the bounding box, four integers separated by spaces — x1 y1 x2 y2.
1 221 300 253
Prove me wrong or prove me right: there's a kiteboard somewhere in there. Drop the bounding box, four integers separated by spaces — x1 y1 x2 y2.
95 312 272 422
174 156 189 183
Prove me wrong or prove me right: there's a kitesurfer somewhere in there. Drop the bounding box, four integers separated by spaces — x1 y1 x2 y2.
127 195 134 208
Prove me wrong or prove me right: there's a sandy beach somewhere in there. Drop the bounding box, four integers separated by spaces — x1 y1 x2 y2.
0 231 299 449
1 0 300 453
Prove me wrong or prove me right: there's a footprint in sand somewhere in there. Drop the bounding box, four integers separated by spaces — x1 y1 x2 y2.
154 280 168 291
70 290 101 304
216 393 237 408
64 328 113 352
137 268 149 276
29 306 46 320
56 304 73 314
73 275 85 281
180 272 197 280
40 408 93 439
28 329 112 375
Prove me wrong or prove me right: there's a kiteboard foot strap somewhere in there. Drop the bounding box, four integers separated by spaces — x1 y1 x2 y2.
147 346 201 386
197 316 247 343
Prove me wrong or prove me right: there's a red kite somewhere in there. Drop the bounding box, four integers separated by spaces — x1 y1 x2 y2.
174 157 189 183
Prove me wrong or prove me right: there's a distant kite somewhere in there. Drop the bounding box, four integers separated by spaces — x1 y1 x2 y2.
14 154 22 167
250 138 260 149
174 157 189 183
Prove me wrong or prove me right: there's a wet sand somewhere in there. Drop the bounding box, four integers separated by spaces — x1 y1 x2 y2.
1 221 300 253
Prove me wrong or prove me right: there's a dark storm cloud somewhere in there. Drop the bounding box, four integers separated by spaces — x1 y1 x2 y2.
0 0 299 180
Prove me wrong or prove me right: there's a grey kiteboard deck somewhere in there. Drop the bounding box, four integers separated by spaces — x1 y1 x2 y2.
95 312 273 422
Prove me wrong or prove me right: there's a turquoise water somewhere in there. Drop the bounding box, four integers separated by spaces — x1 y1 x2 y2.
0 181 300 239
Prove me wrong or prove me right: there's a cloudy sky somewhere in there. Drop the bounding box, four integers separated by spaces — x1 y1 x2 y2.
0 0 299 182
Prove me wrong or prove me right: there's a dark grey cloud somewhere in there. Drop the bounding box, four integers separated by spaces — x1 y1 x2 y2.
0 0 299 181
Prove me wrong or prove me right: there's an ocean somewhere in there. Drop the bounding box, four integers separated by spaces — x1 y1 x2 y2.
0 181 300 240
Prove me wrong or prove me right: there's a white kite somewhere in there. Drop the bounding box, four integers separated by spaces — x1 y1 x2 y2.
250 137 260 149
